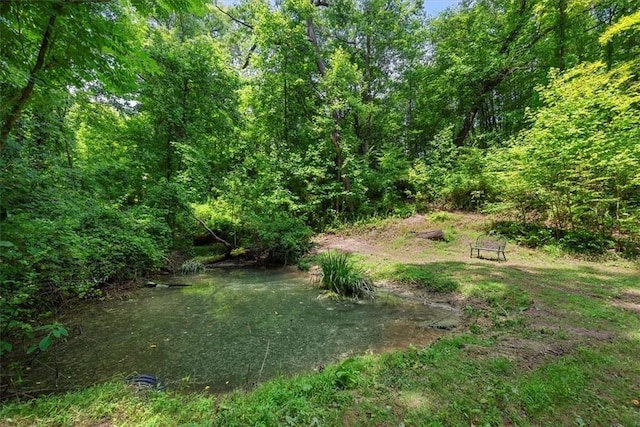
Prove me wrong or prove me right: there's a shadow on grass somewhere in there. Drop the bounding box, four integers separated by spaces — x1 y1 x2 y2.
389 260 640 333
375 260 640 425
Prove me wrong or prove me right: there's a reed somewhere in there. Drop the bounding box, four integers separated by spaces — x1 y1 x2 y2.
180 259 205 275
317 251 374 299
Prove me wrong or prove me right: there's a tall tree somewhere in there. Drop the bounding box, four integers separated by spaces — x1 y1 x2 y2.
129 12 240 232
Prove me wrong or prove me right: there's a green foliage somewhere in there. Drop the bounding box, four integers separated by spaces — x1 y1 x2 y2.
599 10 640 45
405 128 497 211
364 145 413 214
387 264 459 292
333 358 364 390
428 211 453 222
498 61 640 245
26 322 69 355
180 259 205 275
193 194 312 265
316 251 374 299
557 230 614 255
405 126 458 205
243 211 313 265
490 221 557 248
494 219 636 258
192 202 238 244
2 0 640 405
0 192 169 352
441 148 497 211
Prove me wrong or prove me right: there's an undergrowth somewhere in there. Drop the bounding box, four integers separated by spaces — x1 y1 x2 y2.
491 220 639 259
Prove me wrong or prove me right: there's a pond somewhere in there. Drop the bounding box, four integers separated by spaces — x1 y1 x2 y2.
10 267 460 394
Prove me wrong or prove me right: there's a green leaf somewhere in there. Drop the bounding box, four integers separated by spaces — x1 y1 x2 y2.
39 336 53 352
52 326 69 338
0 341 12 355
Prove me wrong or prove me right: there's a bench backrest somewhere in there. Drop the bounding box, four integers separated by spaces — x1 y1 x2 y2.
475 234 507 249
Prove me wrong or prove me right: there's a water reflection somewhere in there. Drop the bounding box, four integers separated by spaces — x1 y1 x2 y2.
15 267 460 394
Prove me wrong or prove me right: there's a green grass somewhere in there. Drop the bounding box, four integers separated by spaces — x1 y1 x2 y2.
316 250 374 299
180 259 205 275
3 213 640 426
4 334 639 426
383 263 459 292
428 211 455 222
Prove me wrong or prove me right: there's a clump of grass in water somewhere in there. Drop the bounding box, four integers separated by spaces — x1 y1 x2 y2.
317 251 374 299
180 259 205 275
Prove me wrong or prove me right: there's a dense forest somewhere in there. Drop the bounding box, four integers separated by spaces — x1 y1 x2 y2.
1 0 639 355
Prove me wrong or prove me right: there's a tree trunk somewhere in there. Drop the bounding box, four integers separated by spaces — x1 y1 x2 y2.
306 4 353 200
0 7 59 150
454 107 478 146
453 0 552 146
361 34 372 155
556 0 567 71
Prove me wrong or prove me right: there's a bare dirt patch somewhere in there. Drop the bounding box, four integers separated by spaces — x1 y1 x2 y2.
613 289 640 314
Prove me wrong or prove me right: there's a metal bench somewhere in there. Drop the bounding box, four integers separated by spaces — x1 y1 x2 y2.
470 234 507 261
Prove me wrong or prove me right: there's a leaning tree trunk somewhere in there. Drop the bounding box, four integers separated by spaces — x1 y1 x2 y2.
1 6 60 150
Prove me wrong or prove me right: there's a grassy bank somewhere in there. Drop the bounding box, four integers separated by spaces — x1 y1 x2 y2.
2 213 639 426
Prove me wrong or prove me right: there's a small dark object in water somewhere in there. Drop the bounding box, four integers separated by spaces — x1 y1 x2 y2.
145 281 191 288
125 374 165 391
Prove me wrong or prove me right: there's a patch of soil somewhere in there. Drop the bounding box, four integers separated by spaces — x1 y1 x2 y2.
401 214 428 227
612 289 640 314
312 236 402 261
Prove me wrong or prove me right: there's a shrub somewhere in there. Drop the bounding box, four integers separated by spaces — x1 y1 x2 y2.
490 221 557 248
558 230 613 255
243 211 313 265
429 211 453 222
0 198 168 354
316 251 374 299
498 62 640 243
491 221 624 256
192 202 238 244
441 148 497 211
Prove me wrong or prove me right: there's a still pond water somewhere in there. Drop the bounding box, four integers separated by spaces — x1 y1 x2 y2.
20 267 460 394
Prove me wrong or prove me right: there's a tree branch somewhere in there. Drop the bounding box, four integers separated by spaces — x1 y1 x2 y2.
242 43 257 69
192 214 232 248
213 3 254 30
